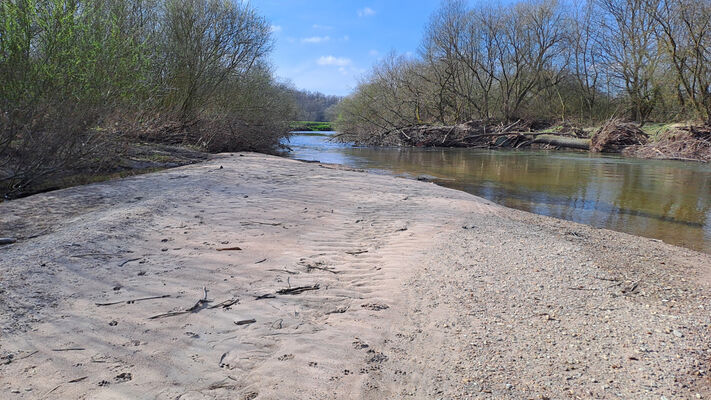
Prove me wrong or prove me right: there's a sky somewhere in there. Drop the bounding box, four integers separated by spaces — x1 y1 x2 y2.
253 1 442 97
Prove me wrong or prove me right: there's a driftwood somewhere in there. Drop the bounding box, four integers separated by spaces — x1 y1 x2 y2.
216 246 242 251
276 284 320 295
209 298 239 309
305 264 339 274
533 135 590 150
235 319 256 326
345 250 368 255
96 294 171 306
148 287 210 319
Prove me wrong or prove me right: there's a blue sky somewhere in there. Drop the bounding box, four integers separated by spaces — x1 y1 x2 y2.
253 1 442 96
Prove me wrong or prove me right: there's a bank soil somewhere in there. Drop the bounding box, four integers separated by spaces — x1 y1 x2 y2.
0 154 709 399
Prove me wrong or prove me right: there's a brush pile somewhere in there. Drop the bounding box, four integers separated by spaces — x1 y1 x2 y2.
348 119 593 150
590 119 648 153
393 120 542 148
623 124 711 162
394 120 509 147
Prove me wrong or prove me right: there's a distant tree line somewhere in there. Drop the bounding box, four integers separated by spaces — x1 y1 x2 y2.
0 0 295 196
288 89 341 122
335 0 711 138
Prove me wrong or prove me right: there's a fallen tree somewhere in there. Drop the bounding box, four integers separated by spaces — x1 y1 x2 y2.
532 135 590 150
344 120 591 151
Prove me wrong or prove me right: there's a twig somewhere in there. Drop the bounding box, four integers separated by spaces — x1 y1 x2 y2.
68 376 88 383
622 281 640 294
441 126 455 144
306 265 339 274
96 294 170 306
148 287 210 319
240 221 282 226
255 293 276 300
52 348 85 352
255 258 267 264
345 250 368 255
44 385 62 397
594 276 620 282
69 253 120 258
209 298 239 309
1 350 38 365
276 284 320 295
119 258 141 267
235 319 256 326
216 247 242 251
268 268 299 275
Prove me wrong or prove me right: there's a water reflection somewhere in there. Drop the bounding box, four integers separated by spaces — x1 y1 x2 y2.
285 132 711 253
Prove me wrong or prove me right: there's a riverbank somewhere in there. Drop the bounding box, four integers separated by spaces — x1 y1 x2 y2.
1 143 210 201
338 119 711 163
1 153 709 399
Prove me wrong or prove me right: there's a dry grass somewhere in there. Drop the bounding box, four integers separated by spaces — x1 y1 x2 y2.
623 124 711 162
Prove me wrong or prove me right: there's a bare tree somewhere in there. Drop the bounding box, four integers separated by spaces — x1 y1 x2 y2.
596 0 661 123
652 0 711 122
160 0 272 119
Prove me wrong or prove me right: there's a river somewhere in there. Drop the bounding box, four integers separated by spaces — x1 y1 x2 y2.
284 131 711 253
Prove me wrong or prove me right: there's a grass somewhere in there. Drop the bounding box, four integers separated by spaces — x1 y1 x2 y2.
536 125 562 133
535 122 680 141
640 123 676 141
290 121 333 131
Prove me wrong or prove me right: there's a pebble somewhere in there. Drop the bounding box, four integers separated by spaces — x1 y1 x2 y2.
672 330 683 338
0 238 17 245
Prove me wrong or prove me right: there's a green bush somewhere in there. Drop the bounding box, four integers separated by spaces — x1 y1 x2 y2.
0 0 295 198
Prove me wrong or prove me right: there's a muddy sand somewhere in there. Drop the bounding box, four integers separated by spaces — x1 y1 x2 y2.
1 153 710 399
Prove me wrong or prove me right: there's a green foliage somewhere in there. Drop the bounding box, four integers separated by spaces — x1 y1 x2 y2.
0 0 295 197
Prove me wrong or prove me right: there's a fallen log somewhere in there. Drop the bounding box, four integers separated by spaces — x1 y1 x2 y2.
532 135 590 150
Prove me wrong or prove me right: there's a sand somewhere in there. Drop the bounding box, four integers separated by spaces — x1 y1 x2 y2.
0 153 709 399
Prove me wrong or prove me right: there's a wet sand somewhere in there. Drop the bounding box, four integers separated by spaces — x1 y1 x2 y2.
0 153 709 399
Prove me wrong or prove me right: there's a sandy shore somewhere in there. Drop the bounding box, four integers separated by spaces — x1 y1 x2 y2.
0 153 709 399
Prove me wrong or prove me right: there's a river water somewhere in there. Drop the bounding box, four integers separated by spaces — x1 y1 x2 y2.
284 131 711 253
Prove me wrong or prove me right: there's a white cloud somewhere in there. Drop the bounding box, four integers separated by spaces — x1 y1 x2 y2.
301 36 330 44
358 7 376 17
270 25 282 33
317 56 352 67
